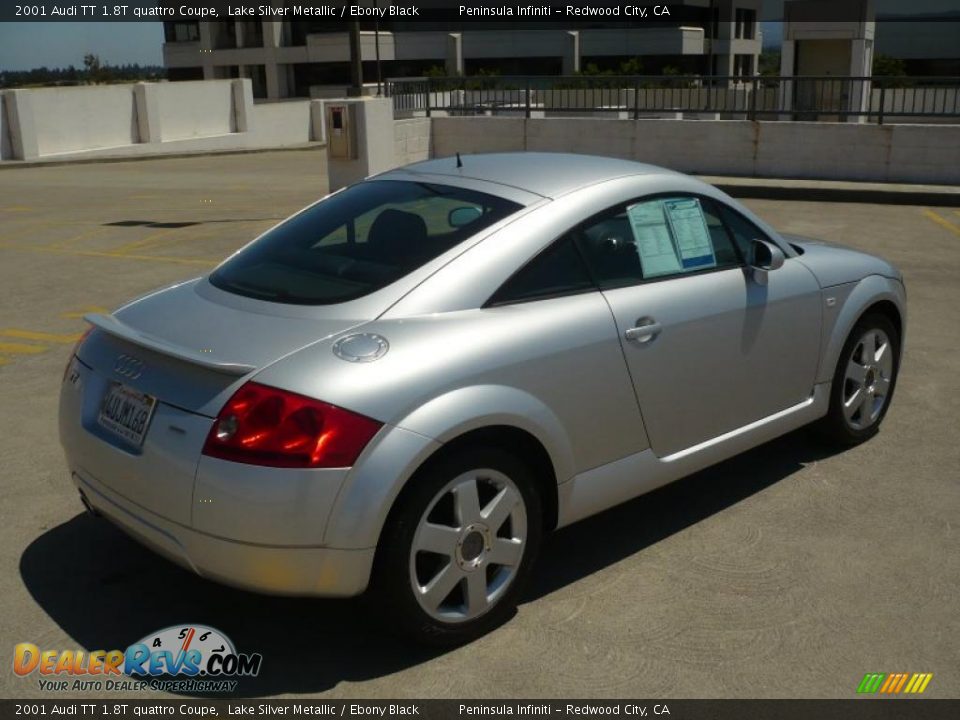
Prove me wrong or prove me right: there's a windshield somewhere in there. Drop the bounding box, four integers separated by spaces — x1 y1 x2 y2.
210 180 522 305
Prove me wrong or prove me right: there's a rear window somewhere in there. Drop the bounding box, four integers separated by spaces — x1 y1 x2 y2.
210 180 522 305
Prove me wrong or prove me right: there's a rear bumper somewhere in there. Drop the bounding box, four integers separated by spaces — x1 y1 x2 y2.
73 468 375 598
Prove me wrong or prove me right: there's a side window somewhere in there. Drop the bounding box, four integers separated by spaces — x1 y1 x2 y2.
714 202 773 264
699 197 743 266
488 235 595 305
576 195 741 287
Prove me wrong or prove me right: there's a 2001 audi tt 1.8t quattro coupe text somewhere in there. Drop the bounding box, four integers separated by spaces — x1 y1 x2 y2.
60 153 905 644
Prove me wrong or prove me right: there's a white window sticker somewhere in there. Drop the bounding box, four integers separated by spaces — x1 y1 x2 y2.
662 198 717 270
626 201 681 278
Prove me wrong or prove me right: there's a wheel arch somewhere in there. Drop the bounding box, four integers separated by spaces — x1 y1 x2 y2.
817 275 906 385
395 425 560 535
322 385 574 551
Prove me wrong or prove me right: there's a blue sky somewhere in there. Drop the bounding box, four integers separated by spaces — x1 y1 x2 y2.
0 23 164 71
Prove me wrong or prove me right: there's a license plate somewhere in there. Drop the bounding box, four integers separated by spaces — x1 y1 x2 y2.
98 382 157 447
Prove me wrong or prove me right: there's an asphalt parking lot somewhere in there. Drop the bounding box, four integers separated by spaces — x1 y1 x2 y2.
1 151 957 700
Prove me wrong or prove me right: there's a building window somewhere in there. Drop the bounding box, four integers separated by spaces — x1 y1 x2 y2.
734 54 754 77
164 22 200 43
735 8 756 40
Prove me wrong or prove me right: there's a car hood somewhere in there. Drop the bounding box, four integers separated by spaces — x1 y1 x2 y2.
784 234 902 288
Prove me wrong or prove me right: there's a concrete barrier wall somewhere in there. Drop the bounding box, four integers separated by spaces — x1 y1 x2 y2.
154 80 234 141
394 118 431 166
0 79 324 161
0 94 9 161
430 116 960 184
248 101 313 146
28 85 138 156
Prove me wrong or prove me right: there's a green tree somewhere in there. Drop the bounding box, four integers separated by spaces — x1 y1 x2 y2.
872 53 909 88
873 53 906 77
759 50 781 77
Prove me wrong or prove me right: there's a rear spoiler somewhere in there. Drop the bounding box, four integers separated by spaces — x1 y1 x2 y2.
85 313 256 377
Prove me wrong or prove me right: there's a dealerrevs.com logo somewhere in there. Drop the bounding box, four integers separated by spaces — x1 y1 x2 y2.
13 624 262 693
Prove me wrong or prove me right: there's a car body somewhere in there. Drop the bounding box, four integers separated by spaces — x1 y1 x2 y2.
60 153 905 643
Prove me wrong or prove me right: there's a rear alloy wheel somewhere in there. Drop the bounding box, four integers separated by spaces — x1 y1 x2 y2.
370 447 542 645
818 313 900 445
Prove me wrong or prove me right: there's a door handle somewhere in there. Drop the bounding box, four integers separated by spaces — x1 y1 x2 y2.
625 320 662 342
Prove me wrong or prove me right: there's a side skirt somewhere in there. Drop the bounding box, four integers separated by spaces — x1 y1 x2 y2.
556 382 830 528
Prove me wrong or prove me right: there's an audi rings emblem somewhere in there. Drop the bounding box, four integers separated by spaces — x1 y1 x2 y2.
114 354 145 380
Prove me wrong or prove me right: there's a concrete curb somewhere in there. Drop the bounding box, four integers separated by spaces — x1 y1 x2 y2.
0 143 325 170
2 147 957 207
710 181 960 208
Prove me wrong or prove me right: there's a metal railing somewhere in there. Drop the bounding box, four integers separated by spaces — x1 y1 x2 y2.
386 75 960 124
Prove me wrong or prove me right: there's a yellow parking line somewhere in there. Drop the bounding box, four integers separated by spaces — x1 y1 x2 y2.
1 329 83 344
49 225 114 250
112 226 186 254
0 241 218 267
922 209 960 237
0 342 48 355
62 305 108 319
0 357 9 366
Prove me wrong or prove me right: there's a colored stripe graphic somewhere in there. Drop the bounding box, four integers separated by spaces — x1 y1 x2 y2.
857 673 885 693
858 672 933 694
894 673 909 693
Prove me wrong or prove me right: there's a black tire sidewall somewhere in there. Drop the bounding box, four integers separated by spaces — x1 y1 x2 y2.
369 445 543 646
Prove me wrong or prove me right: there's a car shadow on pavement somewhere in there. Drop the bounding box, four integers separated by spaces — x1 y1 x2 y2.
20 428 840 697
529 428 840 599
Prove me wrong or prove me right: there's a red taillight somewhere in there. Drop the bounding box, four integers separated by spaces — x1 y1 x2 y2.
62 325 92 382
202 382 382 469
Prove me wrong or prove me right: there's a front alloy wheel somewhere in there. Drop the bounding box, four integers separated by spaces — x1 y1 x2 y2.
841 328 895 430
818 313 900 445
370 446 542 646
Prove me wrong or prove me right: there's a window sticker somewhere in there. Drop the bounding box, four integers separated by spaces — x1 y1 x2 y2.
626 201 682 278
662 198 717 270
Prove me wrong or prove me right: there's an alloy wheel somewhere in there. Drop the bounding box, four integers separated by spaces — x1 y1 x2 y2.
408 469 527 623
842 328 894 430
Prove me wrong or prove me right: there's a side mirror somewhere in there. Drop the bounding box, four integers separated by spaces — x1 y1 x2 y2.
748 239 785 284
448 206 482 228
750 239 785 270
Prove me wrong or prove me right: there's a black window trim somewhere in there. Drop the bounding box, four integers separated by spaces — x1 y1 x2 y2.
484 234 600 308
483 191 778 307
570 191 752 291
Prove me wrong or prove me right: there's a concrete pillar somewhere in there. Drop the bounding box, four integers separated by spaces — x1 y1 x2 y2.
199 22 215 80
265 63 288 99
310 100 327 143
849 38 872 122
446 34 463 76
2 89 39 160
325 97 394 190
778 40 796 118
562 31 580 75
133 83 162 144
231 78 254 133
262 19 287 99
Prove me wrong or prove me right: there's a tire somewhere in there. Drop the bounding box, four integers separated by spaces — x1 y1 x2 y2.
816 312 900 446
368 445 543 646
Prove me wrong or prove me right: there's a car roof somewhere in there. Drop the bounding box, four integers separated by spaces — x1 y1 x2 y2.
379 152 680 199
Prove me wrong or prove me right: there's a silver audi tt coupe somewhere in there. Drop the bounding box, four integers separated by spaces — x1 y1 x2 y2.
60 153 905 644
